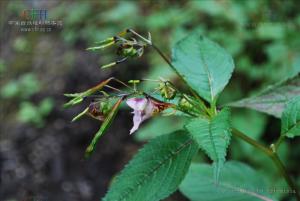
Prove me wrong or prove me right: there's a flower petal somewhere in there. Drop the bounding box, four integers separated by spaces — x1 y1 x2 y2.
130 110 143 134
149 98 172 115
127 97 174 134
143 100 155 120
126 98 148 111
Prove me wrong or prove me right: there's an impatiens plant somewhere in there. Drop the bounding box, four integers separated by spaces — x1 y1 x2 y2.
65 29 300 201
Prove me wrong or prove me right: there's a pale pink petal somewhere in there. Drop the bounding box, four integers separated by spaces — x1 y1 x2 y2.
126 98 147 111
127 97 167 134
143 100 155 120
130 110 143 134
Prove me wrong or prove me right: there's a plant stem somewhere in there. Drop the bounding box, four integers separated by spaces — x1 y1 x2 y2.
232 128 300 201
151 40 300 200
151 44 179 77
274 135 285 151
270 153 300 200
151 44 208 111
232 128 272 156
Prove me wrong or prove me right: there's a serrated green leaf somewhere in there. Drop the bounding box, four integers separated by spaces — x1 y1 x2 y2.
281 96 300 138
228 74 300 118
135 116 186 141
179 161 277 201
102 130 198 201
185 108 231 181
172 32 234 103
85 97 123 158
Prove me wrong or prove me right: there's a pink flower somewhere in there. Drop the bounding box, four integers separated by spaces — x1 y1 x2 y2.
126 97 172 134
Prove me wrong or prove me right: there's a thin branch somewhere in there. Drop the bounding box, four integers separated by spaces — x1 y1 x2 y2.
232 128 300 200
273 135 285 151
232 128 272 156
270 153 300 200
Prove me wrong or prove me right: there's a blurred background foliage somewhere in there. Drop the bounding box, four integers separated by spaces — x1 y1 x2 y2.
0 0 300 201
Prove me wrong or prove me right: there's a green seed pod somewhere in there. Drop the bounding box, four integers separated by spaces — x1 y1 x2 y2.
117 36 146 58
159 83 176 100
124 46 137 57
117 44 139 58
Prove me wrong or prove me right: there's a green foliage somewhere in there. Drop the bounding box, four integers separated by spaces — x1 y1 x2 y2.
102 131 198 201
230 110 267 156
185 108 231 181
38 98 54 116
256 23 285 40
172 32 234 103
64 25 300 200
135 116 186 141
232 110 267 140
2 1 300 200
103 1 138 23
145 8 190 30
1 73 53 128
1 73 40 99
281 96 300 138
56 1 300 200
18 98 54 127
179 161 276 201
0 58 6 74
228 74 300 118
